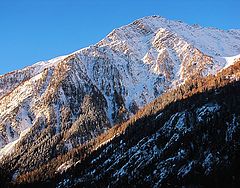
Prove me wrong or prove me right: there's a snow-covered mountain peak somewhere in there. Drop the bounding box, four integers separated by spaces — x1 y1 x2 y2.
0 15 240 165
95 15 240 59
4 15 238 80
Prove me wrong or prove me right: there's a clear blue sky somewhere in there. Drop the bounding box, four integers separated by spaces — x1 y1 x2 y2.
0 0 239 75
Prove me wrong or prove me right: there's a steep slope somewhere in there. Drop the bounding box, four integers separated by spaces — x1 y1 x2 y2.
0 16 240 182
56 61 240 188
64 77 240 188
10 60 240 188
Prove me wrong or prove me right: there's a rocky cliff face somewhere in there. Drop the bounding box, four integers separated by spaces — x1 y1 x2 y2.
0 16 240 183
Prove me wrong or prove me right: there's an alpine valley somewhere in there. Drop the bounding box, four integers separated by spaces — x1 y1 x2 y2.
1 16 240 188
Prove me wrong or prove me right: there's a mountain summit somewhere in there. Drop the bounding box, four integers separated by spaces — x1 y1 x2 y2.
0 16 240 186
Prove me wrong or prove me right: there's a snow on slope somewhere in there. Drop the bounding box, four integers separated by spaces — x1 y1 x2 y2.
0 127 31 159
0 15 240 160
224 54 240 68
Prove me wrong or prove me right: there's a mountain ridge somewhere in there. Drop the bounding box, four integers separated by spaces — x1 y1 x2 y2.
1 15 240 78
0 15 240 185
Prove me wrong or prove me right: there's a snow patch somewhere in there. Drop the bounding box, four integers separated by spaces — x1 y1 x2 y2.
226 115 238 142
196 103 220 122
0 127 31 159
56 160 73 173
178 161 194 177
224 54 240 69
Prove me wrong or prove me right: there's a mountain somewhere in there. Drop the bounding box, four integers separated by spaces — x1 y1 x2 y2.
11 60 240 188
57 61 240 188
0 15 240 186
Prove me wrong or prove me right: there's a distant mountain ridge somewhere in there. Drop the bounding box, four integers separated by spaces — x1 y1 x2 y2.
0 16 240 185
